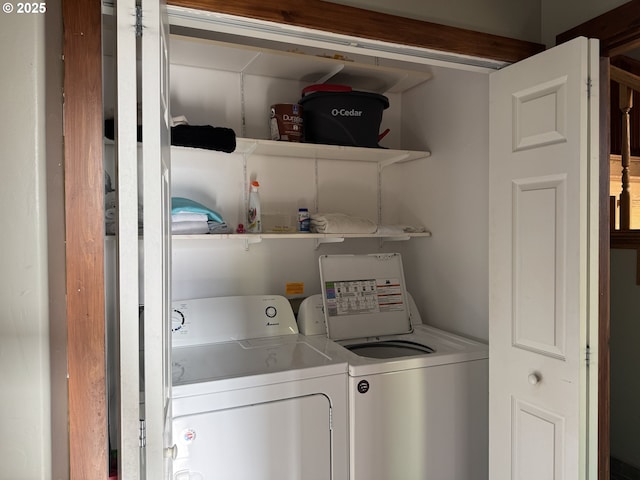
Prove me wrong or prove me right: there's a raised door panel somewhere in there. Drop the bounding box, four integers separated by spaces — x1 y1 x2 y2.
512 176 567 360
512 398 565 479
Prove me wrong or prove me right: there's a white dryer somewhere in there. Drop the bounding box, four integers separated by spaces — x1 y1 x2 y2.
170 295 349 480
299 254 489 480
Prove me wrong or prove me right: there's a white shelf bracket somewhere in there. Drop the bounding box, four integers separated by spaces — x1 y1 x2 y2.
315 236 345 249
378 235 411 248
242 235 263 251
244 141 259 157
314 63 346 84
379 152 411 169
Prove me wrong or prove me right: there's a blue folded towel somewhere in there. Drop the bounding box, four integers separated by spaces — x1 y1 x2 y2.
171 197 224 223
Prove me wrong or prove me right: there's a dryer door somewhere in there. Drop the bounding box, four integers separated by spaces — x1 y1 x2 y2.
173 394 332 480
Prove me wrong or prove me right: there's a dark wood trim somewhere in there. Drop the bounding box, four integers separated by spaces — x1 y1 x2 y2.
556 0 640 56
168 0 544 63
611 230 640 248
599 57 611 480
62 0 108 478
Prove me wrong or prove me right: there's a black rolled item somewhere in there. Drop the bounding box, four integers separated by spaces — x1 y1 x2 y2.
104 119 237 153
171 124 236 153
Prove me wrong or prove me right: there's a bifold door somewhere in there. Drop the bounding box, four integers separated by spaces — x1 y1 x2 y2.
489 36 599 479
114 0 173 477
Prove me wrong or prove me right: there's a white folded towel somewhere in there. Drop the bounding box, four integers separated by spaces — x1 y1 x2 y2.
310 213 377 234
375 224 427 235
171 220 210 235
172 212 208 223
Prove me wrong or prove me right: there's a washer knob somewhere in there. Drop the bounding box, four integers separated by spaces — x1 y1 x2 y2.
265 306 277 318
172 309 185 332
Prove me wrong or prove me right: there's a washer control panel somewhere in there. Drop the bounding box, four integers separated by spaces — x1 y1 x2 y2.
171 295 298 347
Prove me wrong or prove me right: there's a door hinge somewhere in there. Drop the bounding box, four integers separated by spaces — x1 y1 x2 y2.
139 419 146 448
585 345 591 366
587 77 592 99
135 5 143 37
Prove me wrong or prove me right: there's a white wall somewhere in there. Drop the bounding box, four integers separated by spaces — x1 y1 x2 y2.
44 0 67 477
399 66 490 341
0 11 52 480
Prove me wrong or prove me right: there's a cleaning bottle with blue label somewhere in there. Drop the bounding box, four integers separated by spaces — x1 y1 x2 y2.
247 181 262 233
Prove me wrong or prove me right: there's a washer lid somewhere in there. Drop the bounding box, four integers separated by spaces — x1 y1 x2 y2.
319 253 411 341
172 335 346 391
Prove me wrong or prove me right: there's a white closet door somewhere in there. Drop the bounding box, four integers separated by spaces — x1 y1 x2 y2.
141 0 173 477
115 0 142 478
489 37 599 479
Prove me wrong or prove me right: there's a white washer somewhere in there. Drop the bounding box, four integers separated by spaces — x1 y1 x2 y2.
171 295 349 480
298 254 489 480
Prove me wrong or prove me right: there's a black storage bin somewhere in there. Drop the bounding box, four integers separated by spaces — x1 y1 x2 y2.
299 86 389 148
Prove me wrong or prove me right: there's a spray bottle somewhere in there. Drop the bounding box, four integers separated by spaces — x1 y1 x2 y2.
247 180 262 233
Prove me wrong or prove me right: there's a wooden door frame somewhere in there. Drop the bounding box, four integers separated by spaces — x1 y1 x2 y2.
62 0 108 478
556 2 640 479
60 1 541 478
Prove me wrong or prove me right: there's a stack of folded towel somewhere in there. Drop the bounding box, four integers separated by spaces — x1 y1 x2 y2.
104 190 143 235
171 197 231 234
310 212 427 235
310 213 377 234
